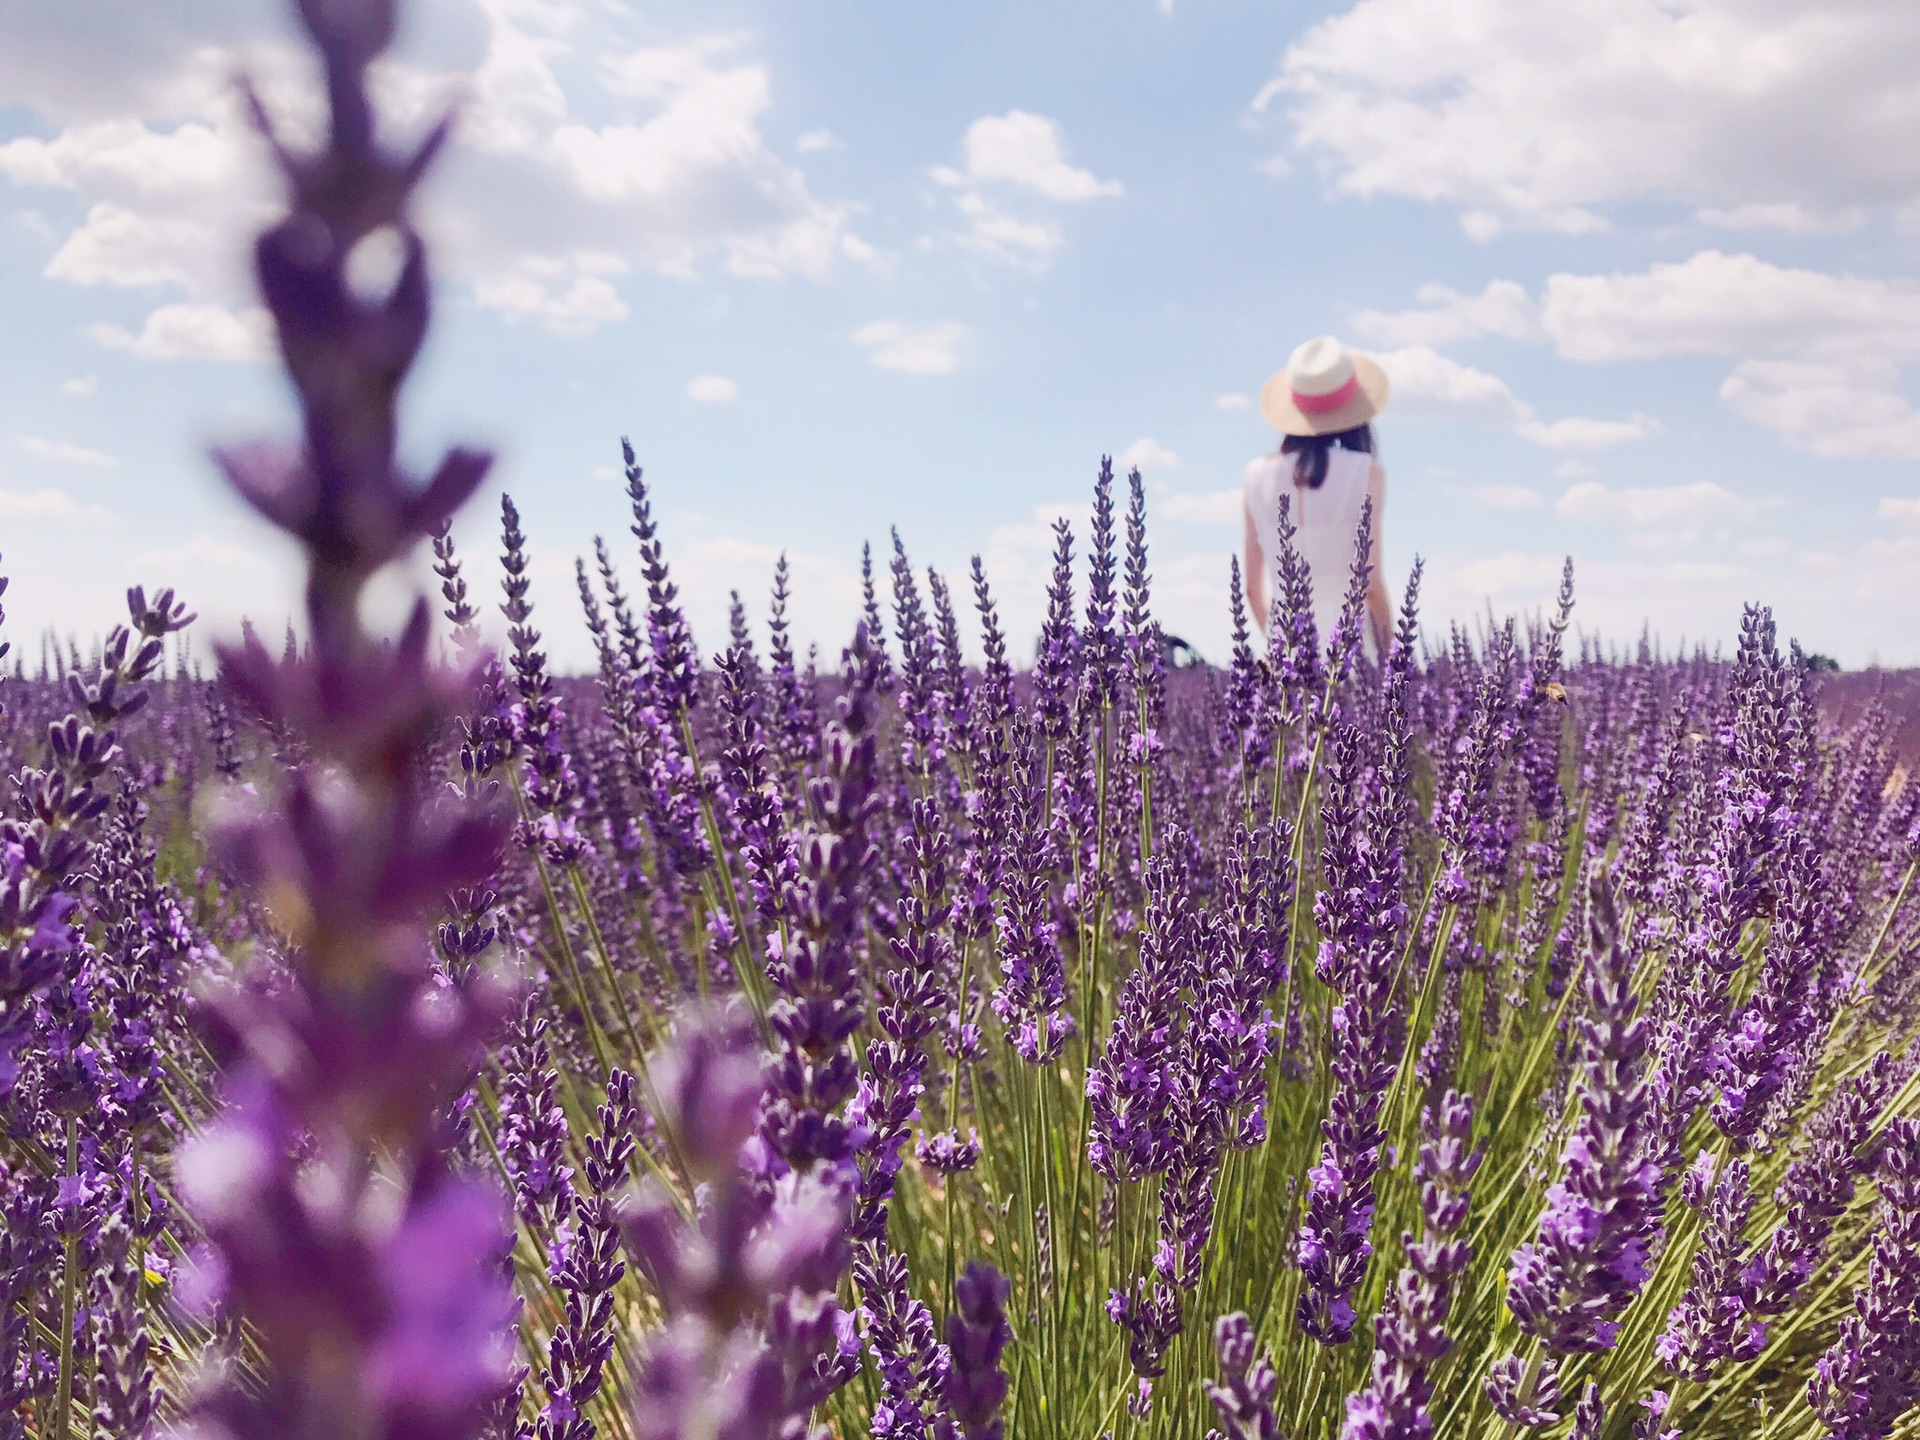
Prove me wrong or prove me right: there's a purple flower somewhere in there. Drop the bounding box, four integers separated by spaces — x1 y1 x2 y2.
760 624 882 1180
1083 458 1124 713
622 442 700 716
990 719 1074 1065
1712 835 1832 1143
936 1262 1011 1440
173 6 521 1435
1504 876 1661 1356
1262 491 1321 715
499 495 587 866
718 643 798 925
1742 1057 1891 1319
765 554 820 772
1655 1155 1763 1380
1034 519 1081 746
1106 1276 1182 1402
1571 1383 1605 1440
619 1006 857 1440
1087 838 1196 1182
889 531 943 773
1806 1117 1920 1440
850 797 953 1242
1343 1090 1482 1440
534 1070 637 1440
859 541 895 693
1297 714 1411 1347
1483 1353 1564 1429
496 997 577 1228
855 1243 948 1440
1203 1313 1280 1440
88 1212 161 1438
1320 495 1376 689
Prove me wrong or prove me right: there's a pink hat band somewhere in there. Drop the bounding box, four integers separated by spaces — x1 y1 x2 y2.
1292 375 1360 413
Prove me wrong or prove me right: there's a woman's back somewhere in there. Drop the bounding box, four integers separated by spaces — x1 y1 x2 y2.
1241 445 1377 635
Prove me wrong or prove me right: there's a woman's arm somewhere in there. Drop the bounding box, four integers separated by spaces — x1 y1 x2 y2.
1365 461 1392 654
1244 503 1270 634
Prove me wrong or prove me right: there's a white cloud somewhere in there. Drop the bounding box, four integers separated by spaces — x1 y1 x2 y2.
0 111 251 199
951 192 1062 261
931 111 1119 263
796 128 838 154
1375 345 1654 452
44 202 241 293
1557 478 1755 527
1358 254 1920 366
1214 392 1251 411
1363 253 1920 458
1879 497 1920 526
1445 550 1567 599
14 434 116 468
1353 279 1541 348
1516 414 1665 451
1538 251 1920 366
0 486 117 524
687 374 739 403
132 534 266 573
1377 346 1530 426
1118 437 1180 473
0 18 865 340
1472 484 1540 511
1720 361 1920 460
472 253 630 332
1258 0 1920 234
61 376 96 395
853 321 967 375
1696 202 1864 235
1556 479 1775 549
935 111 1122 203
90 302 273 363
1160 488 1242 525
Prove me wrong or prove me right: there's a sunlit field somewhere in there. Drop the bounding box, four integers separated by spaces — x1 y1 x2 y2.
3 5 1919 1440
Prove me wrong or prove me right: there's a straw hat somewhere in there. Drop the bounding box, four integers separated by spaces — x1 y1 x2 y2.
1259 336 1390 436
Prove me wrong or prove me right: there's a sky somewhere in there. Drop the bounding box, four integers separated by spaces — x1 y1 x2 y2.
2 0 1918 671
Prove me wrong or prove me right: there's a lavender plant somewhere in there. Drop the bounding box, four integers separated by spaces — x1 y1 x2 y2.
1 5 1919 1440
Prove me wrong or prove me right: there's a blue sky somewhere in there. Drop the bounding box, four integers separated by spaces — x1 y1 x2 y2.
3 0 1918 669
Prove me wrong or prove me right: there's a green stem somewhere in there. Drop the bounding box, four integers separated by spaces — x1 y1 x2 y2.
55 1116 79 1440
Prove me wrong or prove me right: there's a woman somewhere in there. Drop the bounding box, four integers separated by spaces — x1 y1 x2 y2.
1241 335 1393 657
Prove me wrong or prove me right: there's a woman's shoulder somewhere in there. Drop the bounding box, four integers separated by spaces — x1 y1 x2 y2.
1242 452 1285 493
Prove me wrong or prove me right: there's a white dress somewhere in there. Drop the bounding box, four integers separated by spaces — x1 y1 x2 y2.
1241 447 1378 644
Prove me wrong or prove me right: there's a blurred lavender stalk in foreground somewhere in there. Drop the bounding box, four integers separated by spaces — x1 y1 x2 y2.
171 1 517 1435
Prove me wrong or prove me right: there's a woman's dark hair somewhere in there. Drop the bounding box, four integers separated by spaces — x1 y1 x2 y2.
1280 424 1373 490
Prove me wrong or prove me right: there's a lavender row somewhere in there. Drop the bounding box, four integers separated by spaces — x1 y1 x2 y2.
4 4 1920 1440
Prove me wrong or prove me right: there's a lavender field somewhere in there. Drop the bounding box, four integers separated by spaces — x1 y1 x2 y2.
4 5 1920 1440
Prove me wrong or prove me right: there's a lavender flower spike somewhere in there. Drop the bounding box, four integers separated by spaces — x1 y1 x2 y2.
991 718 1074 1065
937 1262 1012 1440
1204 1313 1282 1440
620 1005 857 1440
762 622 883 1179
1807 1117 1920 1440
1344 1090 1482 1440
1742 1056 1891 1321
1504 874 1661 1356
175 3 520 1436
1296 715 1408 1347
1655 1156 1762 1380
